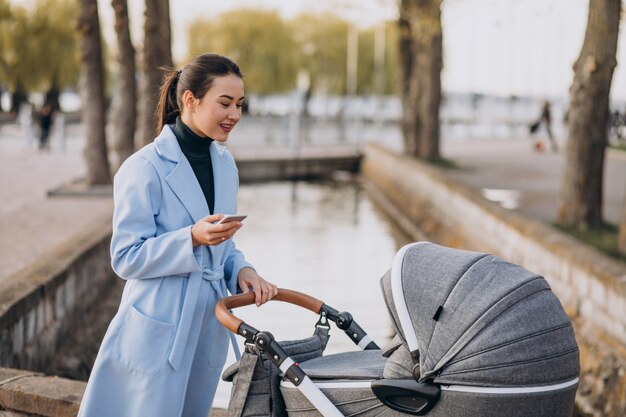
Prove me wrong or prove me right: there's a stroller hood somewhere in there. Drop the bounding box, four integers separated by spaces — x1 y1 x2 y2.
380 242 579 387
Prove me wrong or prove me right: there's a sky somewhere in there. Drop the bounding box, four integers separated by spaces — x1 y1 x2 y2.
91 0 626 101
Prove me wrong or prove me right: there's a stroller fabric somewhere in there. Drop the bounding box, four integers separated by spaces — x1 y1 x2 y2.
222 327 329 417
379 242 579 386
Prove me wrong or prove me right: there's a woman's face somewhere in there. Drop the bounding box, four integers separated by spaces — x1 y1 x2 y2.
182 74 244 142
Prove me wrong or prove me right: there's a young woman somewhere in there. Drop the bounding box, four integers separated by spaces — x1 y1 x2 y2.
78 53 278 417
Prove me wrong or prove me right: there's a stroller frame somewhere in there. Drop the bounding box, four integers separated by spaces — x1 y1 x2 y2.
216 289 385 417
216 289 446 416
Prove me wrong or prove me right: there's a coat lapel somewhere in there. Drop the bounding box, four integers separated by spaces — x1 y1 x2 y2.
154 126 209 223
211 143 225 215
209 142 239 214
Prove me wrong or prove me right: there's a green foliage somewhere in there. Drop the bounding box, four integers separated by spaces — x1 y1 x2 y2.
0 0 79 94
289 13 350 94
186 9 399 95
187 9 299 94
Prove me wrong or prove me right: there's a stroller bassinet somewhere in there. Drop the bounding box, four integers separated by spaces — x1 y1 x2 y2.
218 242 579 417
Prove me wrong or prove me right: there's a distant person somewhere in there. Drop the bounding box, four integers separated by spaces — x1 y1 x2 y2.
529 100 558 152
37 102 54 151
18 102 35 148
609 108 624 144
77 53 278 417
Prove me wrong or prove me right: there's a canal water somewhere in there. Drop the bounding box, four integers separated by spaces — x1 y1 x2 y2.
213 179 406 408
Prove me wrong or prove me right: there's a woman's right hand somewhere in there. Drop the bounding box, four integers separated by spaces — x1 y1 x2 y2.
190 214 243 247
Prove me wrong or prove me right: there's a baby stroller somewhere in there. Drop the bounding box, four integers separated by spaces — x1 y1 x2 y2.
217 242 580 417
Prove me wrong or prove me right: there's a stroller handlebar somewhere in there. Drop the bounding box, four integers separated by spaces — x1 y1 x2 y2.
216 288 325 334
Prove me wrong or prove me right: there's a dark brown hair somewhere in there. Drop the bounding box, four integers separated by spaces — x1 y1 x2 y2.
155 53 243 134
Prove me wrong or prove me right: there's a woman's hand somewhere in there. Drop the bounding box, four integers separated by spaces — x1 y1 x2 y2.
190 214 243 247
237 267 278 307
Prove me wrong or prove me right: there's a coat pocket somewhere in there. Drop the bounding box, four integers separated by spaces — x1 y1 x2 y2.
114 305 175 376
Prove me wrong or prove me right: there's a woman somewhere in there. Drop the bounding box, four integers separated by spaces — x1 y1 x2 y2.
78 53 278 417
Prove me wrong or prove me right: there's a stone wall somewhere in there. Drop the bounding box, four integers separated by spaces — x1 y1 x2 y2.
0 217 115 372
361 143 626 417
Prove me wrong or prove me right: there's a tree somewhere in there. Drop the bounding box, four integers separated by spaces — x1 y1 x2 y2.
138 0 172 146
289 13 350 95
398 0 443 160
356 23 399 96
0 0 79 113
110 0 136 171
188 9 299 94
77 0 111 184
558 0 621 228
31 0 80 109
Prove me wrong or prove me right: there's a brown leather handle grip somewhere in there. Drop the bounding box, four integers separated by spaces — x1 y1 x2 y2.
215 288 325 334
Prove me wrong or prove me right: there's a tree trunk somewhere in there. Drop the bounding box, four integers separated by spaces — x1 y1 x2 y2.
77 0 111 185
558 0 621 228
111 0 136 172
619 184 626 255
398 12 417 155
398 0 443 161
138 0 173 147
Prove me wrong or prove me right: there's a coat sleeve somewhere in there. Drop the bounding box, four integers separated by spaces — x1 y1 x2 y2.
224 241 254 295
110 156 201 280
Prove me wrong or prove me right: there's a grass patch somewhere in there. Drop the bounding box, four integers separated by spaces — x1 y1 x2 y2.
609 143 626 152
429 157 461 169
555 222 626 262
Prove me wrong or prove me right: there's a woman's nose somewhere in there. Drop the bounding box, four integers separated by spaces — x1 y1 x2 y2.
228 106 241 121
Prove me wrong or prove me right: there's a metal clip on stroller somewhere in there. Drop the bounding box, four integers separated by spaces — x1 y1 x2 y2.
217 242 580 417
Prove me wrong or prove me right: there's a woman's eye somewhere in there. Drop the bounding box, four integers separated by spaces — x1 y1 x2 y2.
219 102 229 108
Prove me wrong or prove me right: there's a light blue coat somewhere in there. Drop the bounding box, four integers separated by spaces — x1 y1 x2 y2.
78 126 252 417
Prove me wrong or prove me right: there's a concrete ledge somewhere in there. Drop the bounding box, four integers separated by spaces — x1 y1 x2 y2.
232 146 362 182
0 367 229 417
46 178 112 198
0 368 82 417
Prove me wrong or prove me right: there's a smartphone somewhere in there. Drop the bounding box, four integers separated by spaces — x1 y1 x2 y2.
217 214 247 224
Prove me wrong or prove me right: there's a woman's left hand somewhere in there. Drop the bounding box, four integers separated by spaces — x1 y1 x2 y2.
237 267 278 307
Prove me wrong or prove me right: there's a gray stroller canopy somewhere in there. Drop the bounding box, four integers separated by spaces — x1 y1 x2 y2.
380 242 580 387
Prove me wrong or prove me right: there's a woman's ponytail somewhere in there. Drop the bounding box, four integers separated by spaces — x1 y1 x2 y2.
155 70 181 135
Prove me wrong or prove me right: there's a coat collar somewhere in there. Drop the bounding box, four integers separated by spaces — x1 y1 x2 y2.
154 125 232 222
154 125 229 162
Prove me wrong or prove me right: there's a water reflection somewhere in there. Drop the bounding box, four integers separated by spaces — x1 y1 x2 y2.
214 180 401 408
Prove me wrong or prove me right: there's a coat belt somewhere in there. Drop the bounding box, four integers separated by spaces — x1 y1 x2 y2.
168 265 225 371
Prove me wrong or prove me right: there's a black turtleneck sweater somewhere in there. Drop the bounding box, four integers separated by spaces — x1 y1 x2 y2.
172 117 215 214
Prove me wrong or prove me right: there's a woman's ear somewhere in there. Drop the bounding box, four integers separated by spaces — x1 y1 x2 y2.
182 90 196 111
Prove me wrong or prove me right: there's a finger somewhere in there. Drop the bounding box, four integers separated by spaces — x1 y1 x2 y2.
228 224 241 238
203 213 224 224
250 281 262 306
215 221 240 233
238 279 251 293
260 283 270 305
270 284 279 299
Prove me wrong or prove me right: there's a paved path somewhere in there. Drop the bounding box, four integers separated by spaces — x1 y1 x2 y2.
1 121 624 288
0 123 113 287
442 138 625 225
